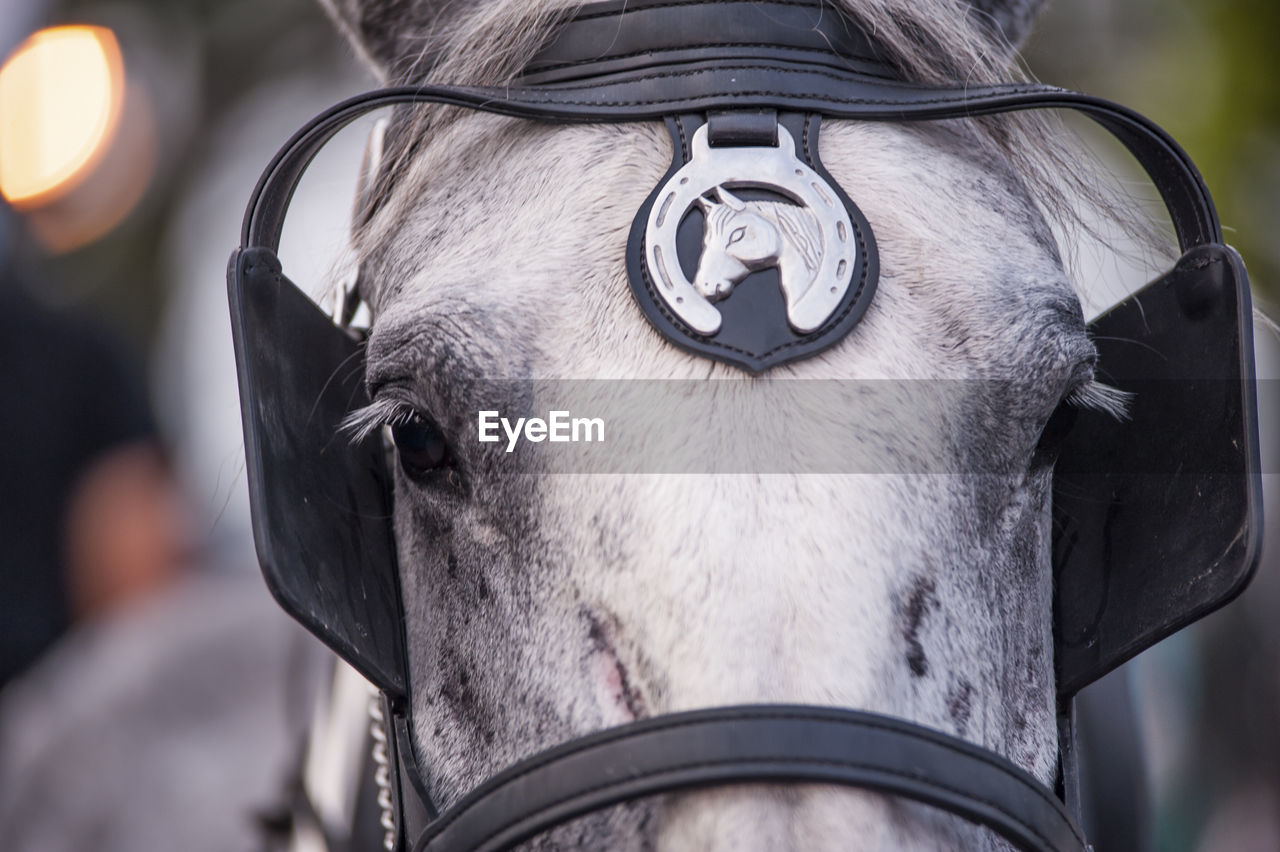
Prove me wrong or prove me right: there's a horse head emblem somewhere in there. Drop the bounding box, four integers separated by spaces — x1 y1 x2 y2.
691 186 823 310
637 124 867 350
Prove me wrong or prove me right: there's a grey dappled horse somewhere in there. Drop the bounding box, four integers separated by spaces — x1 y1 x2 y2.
299 0 1140 848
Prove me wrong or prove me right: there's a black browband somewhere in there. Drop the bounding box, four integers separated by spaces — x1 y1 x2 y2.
238 2 1231 849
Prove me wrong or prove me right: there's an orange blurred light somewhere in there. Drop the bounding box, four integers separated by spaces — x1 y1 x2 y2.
0 26 125 206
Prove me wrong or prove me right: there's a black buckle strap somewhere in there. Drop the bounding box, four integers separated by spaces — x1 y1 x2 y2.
405 705 1085 852
707 109 778 147
386 700 436 851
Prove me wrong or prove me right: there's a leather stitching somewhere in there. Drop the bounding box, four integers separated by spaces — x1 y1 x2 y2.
564 0 836 25
461 760 1062 852
521 63 1050 102
529 43 885 74
438 708 1077 813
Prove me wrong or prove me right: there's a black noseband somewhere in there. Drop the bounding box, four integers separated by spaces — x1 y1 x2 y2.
403 705 1083 852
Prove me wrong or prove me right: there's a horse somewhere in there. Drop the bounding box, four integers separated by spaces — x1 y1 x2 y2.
280 0 1166 847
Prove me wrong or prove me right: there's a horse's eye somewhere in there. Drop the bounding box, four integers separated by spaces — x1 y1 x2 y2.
390 413 451 478
727 226 747 245
1031 399 1078 468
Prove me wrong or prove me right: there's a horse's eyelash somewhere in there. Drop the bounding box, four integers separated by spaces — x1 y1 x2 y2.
341 397 417 442
1067 379 1131 420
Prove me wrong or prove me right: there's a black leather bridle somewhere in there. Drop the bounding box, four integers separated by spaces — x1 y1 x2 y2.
229 2 1262 850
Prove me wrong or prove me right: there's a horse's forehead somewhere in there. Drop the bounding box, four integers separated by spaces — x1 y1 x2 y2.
379 117 1059 268
367 118 1075 374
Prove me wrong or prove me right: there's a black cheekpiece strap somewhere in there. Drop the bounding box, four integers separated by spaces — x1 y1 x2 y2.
412 705 1085 852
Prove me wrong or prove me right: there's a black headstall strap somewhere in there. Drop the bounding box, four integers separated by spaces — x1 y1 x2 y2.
227 1 1263 851
241 60 1222 257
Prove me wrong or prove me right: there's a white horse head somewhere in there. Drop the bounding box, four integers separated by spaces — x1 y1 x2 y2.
319 0 1123 848
691 187 823 307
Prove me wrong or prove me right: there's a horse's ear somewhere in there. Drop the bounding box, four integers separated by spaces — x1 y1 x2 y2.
967 0 1049 51
693 194 716 215
317 0 465 82
713 186 747 211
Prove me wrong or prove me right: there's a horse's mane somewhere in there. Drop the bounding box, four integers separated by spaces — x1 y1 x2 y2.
349 0 1154 282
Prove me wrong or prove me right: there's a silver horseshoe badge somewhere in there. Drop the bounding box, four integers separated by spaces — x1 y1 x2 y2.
644 124 859 336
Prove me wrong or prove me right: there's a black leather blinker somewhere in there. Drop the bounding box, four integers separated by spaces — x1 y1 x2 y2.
227 247 409 700
1052 243 1262 696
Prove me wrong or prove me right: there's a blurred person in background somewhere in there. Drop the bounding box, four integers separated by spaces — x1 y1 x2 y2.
0 200 192 690
0 193 317 851
0 0 193 690
0 10 320 850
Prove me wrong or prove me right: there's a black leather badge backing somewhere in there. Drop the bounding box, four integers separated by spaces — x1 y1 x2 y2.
1052 244 1263 697
228 247 408 699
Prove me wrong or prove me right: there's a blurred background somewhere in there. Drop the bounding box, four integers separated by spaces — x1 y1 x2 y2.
0 0 1275 850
